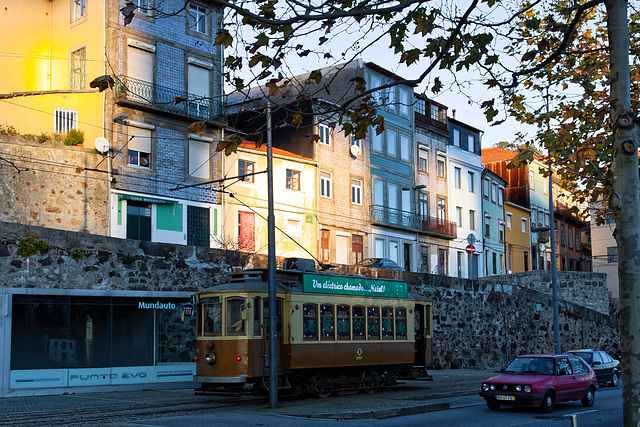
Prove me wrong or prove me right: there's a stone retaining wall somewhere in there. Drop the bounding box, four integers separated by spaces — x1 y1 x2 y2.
0 221 619 370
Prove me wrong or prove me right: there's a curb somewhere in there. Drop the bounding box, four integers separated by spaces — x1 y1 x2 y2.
294 402 450 420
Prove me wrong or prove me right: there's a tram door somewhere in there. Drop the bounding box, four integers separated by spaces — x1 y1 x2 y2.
261 298 285 387
414 303 434 368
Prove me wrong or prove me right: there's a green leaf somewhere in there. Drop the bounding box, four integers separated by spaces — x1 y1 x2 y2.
524 18 541 30
214 30 234 48
521 50 538 62
308 70 322 84
254 33 270 48
400 49 421 66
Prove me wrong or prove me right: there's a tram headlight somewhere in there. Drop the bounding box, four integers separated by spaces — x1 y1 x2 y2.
205 352 216 365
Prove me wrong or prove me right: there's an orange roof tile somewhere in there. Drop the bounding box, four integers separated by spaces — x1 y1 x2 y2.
481 147 518 163
237 140 314 163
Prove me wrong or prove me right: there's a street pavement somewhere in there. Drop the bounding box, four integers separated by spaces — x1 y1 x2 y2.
0 369 494 425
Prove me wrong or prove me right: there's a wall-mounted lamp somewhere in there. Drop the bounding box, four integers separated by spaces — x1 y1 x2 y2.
113 112 129 125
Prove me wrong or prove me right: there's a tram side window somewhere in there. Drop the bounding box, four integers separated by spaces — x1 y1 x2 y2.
367 306 380 340
395 307 407 340
381 307 394 339
303 304 318 341
205 302 222 336
226 297 247 336
320 304 335 341
337 305 350 340
352 306 365 340
253 297 261 336
263 298 283 336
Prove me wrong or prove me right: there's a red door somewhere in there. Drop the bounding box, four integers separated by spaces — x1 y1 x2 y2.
238 211 255 251
320 229 330 262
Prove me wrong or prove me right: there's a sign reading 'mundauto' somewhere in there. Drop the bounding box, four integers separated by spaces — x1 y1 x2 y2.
303 274 408 298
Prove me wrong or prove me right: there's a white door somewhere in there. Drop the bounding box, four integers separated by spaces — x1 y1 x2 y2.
336 235 348 265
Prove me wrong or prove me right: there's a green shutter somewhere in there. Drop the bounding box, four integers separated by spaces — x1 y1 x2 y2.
156 203 183 232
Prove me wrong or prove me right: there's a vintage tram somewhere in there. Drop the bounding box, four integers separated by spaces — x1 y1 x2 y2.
193 259 433 396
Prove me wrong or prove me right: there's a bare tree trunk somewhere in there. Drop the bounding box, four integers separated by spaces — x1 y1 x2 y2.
607 0 640 424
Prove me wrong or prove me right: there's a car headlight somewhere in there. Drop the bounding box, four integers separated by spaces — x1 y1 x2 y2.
490 384 495 391
524 385 532 393
516 385 522 392
482 383 489 391
205 352 216 365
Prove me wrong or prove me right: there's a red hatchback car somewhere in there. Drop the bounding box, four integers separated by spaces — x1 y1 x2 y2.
480 354 598 412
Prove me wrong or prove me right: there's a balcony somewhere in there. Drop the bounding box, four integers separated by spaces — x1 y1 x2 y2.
114 75 223 121
370 205 457 239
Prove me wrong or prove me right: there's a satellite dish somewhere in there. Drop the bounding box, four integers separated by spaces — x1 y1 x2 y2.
350 144 361 157
94 137 110 153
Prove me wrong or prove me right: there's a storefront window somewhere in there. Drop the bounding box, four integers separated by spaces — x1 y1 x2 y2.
10 295 195 370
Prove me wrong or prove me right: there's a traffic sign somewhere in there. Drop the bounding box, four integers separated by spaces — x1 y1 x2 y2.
465 244 475 255
466 233 476 245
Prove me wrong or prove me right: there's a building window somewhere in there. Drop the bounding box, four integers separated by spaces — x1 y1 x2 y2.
419 192 428 217
454 167 461 189
286 169 300 190
73 0 86 21
399 88 410 117
133 0 151 14
415 98 426 115
127 125 152 168
498 187 504 206
319 122 331 146
491 183 497 202
70 47 87 90
54 108 78 134
456 206 463 227
420 245 429 273
187 205 210 247
386 128 397 157
529 169 535 190
320 171 332 198
370 130 383 154
188 138 210 179
437 197 446 221
521 218 527 233
437 248 447 275
506 213 512 229
499 223 505 243
453 128 460 147
352 234 363 264
468 134 476 153
370 74 382 103
468 172 475 193
400 134 410 162
188 3 208 34
568 227 574 249
607 247 618 263
418 147 428 172
437 157 446 178
483 179 490 199
351 179 362 205
469 209 476 230
350 134 362 149
238 160 254 182
484 215 491 237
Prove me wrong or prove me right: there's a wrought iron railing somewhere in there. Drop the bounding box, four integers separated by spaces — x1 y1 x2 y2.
114 75 223 120
370 205 457 239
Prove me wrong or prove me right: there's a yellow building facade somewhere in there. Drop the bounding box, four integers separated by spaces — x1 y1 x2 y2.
1 1 106 146
222 142 318 260
505 201 531 273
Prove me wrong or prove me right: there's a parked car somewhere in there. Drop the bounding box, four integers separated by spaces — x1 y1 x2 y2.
479 354 597 413
566 349 621 387
356 258 404 271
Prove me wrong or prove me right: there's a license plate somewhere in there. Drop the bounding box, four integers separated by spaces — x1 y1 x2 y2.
496 395 515 401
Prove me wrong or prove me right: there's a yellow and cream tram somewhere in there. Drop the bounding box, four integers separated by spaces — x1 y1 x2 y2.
194 259 433 396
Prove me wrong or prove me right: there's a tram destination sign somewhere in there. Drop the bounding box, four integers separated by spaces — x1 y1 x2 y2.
303 274 408 298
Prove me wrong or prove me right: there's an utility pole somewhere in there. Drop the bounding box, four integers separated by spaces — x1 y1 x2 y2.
266 103 278 407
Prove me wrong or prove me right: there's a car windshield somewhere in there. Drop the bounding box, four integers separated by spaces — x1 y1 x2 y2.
571 352 593 364
504 357 554 375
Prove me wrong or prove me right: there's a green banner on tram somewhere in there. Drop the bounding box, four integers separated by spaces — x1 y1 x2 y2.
303 274 408 298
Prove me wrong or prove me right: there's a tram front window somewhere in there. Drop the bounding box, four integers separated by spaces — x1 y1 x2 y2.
226 298 247 336
204 302 222 336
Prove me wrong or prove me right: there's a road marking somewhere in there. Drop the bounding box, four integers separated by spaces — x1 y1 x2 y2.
564 410 599 417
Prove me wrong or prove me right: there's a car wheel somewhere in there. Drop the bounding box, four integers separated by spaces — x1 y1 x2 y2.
541 391 555 413
611 372 620 387
581 385 596 407
487 402 500 411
